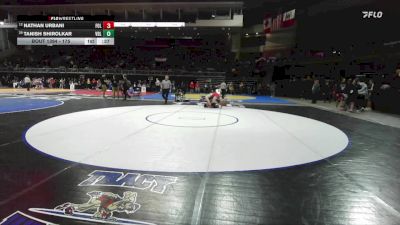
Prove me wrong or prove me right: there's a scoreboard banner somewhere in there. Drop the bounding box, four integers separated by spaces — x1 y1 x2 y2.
18 29 114 37
17 15 114 21
17 37 114 45
18 21 110 29
17 15 115 46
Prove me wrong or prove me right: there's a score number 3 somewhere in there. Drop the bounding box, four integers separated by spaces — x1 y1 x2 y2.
102 21 114 29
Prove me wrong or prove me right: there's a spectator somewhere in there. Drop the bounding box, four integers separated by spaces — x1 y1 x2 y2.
228 82 235 95
204 82 209 93
346 79 357 112
336 78 347 109
356 79 368 111
91 78 97 89
195 81 200 93
161 76 172 104
155 78 161 92
269 82 276 97
100 75 107 98
86 78 91 89
189 81 195 93
311 79 320 104
239 81 245 94
393 68 400 91
321 80 331 103
367 79 375 110
24 75 31 91
122 76 131 100
60 78 65 89
111 76 120 99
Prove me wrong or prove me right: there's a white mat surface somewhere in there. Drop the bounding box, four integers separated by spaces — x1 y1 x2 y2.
25 105 349 172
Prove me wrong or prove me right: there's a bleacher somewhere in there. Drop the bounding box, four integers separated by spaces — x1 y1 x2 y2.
0 67 226 79
195 76 259 93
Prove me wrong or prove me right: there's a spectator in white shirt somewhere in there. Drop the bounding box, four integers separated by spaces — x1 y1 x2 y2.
357 80 368 111
161 76 172 104
24 75 31 91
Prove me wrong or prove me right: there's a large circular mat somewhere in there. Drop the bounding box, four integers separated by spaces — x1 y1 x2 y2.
25 105 349 172
0 97 63 114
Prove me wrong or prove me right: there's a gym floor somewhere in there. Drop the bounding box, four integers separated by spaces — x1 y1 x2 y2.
0 94 399 225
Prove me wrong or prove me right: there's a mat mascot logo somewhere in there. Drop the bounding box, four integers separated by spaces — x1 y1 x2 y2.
28 170 174 224
55 191 140 220
29 190 156 225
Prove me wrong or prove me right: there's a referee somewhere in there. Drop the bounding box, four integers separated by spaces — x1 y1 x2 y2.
161 76 172 104
220 81 227 99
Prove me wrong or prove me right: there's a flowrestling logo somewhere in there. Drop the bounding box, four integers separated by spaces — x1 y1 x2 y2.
362 11 383 18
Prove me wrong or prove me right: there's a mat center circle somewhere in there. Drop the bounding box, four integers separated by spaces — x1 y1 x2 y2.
146 111 239 127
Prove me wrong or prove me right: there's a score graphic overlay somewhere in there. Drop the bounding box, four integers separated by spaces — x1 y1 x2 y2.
17 15 115 46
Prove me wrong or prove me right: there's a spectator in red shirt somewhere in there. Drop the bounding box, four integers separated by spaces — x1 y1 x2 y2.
189 81 195 93
91 78 97 89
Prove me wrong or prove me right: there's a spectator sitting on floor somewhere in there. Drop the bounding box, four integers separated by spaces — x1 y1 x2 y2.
175 88 185 102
